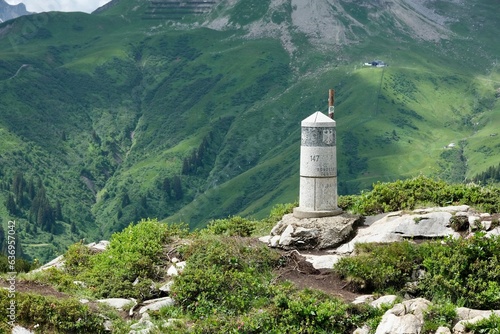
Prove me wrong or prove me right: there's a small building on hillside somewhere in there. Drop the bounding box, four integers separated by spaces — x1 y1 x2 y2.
364 60 387 67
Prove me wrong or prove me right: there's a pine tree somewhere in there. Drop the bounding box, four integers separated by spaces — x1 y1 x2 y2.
5 194 17 215
172 176 183 200
163 178 172 198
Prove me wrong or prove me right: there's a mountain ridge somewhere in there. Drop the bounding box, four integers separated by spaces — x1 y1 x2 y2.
0 0 499 262
0 0 30 22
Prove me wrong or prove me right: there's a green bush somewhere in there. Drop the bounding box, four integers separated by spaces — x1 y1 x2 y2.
184 282 377 334
334 241 422 292
63 242 94 276
0 289 105 333
422 302 457 333
80 218 188 299
464 313 500 333
203 216 256 237
419 234 500 309
334 235 500 310
341 176 500 215
172 235 280 317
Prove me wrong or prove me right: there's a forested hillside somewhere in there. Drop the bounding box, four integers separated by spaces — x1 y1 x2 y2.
0 0 499 262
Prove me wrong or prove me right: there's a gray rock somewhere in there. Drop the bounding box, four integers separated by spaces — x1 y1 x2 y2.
375 298 431 334
12 326 34 334
335 209 461 254
139 297 175 314
270 213 360 250
159 281 174 293
435 326 451 334
31 255 65 273
370 295 398 309
87 240 110 252
258 235 271 244
455 307 500 321
129 319 155 334
303 254 342 269
97 298 135 311
352 295 375 305
353 325 370 334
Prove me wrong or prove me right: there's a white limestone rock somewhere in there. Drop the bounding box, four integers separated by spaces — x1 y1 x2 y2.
303 254 342 269
375 298 431 334
159 281 174 293
167 265 179 277
352 295 375 305
270 213 360 250
335 209 462 254
370 295 398 309
97 298 135 311
435 326 451 334
12 326 34 334
87 240 110 252
139 297 175 314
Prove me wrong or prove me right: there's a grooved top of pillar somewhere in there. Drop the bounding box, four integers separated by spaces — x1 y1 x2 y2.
301 111 336 127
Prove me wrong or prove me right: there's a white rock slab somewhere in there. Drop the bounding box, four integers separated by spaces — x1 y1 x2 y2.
303 254 342 269
435 326 451 334
12 326 34 334
97 298 135 311
370 295 398 309
139 297 175 314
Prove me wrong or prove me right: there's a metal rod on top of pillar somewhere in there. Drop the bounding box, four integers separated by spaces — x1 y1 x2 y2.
328 89 335 119
293 90 342 219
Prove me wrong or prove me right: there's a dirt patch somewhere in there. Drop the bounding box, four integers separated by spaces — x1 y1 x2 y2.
274 250 362 302
0 278 69 299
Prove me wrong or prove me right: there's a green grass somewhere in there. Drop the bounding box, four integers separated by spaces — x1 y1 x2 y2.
1 0 500 261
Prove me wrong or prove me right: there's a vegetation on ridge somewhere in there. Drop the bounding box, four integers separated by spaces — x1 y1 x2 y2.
0 0 500 265
2 177 500 332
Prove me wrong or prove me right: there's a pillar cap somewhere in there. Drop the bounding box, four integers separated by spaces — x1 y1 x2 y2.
302 111 336 127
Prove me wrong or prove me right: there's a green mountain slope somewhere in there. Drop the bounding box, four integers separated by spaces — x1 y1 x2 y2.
0 0 499 262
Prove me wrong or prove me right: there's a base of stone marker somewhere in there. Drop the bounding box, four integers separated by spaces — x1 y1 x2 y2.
292 207 343 219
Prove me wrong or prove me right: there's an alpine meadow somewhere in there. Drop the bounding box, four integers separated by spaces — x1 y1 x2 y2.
0 0 499 263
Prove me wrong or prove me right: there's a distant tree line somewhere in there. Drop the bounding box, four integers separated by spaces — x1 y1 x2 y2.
2 172 63 234
473 163 500 184
182 136 210 175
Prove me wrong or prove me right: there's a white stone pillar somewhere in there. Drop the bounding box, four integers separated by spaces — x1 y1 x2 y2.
293 111 342 218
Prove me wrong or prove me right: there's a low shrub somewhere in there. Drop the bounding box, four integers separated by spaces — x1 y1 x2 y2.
422 301 457 333
334 235 500 310
203 215 256 237
0 289 105 333
341 176 500 215
464 313 500 333
419 234 500 309
172 235 280 317
334 241 422 292
79 218 188 299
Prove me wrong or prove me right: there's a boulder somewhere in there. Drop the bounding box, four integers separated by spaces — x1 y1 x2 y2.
12 326 34 334
435 326 451 334
97 298 135 311
302 254 342 269
269 213 361 250
87 240 110 252
139 297 175 314
371 295 398 309
335 209 462 254
375 298 431 334
452 308 500 333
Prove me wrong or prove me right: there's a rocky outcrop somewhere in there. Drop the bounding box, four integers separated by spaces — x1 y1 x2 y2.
335 206 475 254
266 213 362 250
375 298 431 334
31 240 110 273
0 0 31 22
